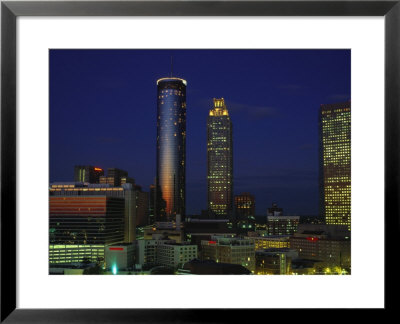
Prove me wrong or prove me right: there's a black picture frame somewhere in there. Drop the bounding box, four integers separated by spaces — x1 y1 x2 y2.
1 0 398 322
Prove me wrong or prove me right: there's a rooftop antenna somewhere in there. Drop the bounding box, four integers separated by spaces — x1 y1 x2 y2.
170 55 173 77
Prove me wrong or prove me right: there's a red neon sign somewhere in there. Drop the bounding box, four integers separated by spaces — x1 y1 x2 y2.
208 241 217 244
109 247 124 251
306 237 319 242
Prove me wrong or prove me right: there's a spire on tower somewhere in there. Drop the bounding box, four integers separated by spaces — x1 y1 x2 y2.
170 56 173 77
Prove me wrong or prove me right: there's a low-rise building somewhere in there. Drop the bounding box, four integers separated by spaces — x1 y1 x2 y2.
291 259 325 275
144 221 184 243
135 238 175 268
184 218 236 252
245 235 291 250
105 243 135 271
201 236 255 272
289 224 351 271
157 243 198 269
255 248 298 275
267 215 300 236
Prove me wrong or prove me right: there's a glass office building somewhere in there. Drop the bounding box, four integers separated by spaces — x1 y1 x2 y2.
49 196 125 245
207 98 233 219
49 195 125 265
319 101 351 230
156 77 187 221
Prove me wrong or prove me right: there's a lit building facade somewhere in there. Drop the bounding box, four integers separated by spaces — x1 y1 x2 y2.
49 195 125 264
157 243 198 269
105 243 135 271
289 224 351 271
99 168 130 187
207 98 233 219
245 235 291 250
74 165 104 183
201 236 255 272
234 192 256 232
143 221 184 243
255 248 298 275
135 238 175 267
319 101 351 230
156 77 187 221
267 216 300 236
49 182 141 243
49 244 105 264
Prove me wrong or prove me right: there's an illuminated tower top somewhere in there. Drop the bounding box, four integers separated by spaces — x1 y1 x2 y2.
157 77 187 86
209 98 229 116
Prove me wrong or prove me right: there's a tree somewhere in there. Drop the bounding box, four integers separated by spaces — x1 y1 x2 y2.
83 264 104 275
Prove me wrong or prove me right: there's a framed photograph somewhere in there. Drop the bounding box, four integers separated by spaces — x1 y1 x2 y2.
1 0 397 321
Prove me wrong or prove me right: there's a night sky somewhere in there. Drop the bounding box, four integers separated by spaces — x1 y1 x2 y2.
50 49 350 216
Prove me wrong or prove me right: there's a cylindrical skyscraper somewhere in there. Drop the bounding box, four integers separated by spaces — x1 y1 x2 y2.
156 77 187 221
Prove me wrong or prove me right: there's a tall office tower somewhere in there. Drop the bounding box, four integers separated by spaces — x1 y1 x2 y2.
207 98 233 219
156 77 187 221
319 101 351 230
235 192 256 232
74 165 104 183
134 185 149 227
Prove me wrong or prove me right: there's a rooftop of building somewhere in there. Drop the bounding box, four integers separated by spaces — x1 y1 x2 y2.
245 235 291 239
293 224 351 239
301 230 325 235
162 242 197 247
50 182 131 189
186 232 236 236
156 77 187 86
108 243 135 247
267 215 300 219
185 218 230 223
256 248 296 254
320 101 351 111
182 259 251 275
203 238 253 246
209 98 229 116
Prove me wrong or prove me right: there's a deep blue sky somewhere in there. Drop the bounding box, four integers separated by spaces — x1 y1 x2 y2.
50 49 350 216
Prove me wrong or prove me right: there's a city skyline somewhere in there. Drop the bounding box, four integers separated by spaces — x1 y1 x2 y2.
50 49 351 216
